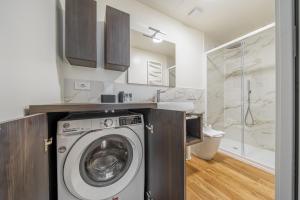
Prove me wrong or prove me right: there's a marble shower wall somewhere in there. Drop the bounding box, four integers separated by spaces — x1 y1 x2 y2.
63 79 205 113
207 27 276 151
207 49 225 130
243 27 276 151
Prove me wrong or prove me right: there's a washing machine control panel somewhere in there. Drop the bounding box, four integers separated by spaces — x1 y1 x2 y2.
104 118 114 127
93 118 118 129
58 120 92 135
119 115 142 126
58 114 144 135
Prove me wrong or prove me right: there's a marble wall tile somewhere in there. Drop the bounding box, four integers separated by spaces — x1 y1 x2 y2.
242 27 276 151
63 78 205 113
207 50 225 129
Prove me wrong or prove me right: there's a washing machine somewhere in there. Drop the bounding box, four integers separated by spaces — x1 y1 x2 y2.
56 112 145 200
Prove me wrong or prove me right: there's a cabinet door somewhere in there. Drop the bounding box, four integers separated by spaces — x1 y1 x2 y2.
146 109 186 200
0 114 50 200
105 6 130 71
65 0 97 68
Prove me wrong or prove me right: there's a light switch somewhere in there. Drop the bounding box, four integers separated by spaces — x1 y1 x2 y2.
74 81 91 90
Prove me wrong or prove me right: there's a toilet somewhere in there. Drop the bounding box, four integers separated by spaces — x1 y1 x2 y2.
192 126 225 160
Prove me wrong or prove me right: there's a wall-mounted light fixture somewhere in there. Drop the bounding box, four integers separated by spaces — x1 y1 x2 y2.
143 27 166 43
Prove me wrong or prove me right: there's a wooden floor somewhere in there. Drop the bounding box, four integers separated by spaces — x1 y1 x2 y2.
186 153 275 200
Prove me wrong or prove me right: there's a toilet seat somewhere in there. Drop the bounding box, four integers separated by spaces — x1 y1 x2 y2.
203 127 225 138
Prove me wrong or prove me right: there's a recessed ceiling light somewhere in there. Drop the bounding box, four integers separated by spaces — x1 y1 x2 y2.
188 7 203 16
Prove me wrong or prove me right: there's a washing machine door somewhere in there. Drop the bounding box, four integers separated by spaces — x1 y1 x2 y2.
64 127 143 200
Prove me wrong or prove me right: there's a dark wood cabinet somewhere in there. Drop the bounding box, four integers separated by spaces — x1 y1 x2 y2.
65 0 97 68
0 114 50 200
145 109 186 200
3 104 187 200
105 6 130 71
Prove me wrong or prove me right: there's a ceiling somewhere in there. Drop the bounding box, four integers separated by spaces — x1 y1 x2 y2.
136 0 275 46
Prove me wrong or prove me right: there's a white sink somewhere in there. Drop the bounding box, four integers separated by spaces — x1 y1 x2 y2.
157 101 194 112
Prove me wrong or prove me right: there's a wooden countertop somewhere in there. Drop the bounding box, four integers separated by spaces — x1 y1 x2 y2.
28 102 157 114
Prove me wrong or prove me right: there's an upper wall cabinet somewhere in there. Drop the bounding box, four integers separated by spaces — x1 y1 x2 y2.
65 0 97 68
105 6 130 71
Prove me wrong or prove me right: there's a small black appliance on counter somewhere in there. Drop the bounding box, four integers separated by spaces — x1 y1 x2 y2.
101 94 116 103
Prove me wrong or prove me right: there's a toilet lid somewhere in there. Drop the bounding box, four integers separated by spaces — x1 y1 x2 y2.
203 127 225 137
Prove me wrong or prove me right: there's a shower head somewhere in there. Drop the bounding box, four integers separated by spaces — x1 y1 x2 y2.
226 42 242 50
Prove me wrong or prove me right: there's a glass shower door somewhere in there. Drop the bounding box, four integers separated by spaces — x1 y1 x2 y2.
207 49 225 132
221 43 244 155
206 26 276 170
207 43 244 156
242 27 276 169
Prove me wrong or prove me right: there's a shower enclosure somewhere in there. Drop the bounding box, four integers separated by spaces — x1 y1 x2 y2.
206 25 276 170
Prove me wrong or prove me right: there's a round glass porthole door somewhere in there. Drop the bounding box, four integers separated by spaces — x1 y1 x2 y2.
63 128 143 200
79 135 133 187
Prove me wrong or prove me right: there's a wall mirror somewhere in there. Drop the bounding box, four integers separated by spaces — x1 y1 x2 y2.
128 29 176 87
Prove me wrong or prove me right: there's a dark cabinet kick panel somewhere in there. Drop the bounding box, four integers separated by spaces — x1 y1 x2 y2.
146 109 186 200
65 0 97 68
0 114 49 200
105 6 130 71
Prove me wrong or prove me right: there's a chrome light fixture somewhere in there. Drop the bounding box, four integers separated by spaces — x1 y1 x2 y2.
153 38 162 43
143 27 166 43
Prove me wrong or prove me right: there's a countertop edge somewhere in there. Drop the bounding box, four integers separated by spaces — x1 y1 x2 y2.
28 103 158 115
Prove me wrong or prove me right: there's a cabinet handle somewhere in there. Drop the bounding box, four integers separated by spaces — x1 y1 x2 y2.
146 124 154 134
146 191 154 200
44 138 53 153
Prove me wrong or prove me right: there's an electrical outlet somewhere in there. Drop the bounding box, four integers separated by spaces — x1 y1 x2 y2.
74 81 91 90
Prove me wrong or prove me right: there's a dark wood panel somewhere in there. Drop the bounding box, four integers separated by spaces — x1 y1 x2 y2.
105 6 130 71
186 113 203 146
65 0 97 67
0 114 49 200
28 103 157 115
186 136 202 146
146 109 186 200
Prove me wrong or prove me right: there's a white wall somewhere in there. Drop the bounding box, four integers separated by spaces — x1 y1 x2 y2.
128 47 170 86
0 0 61 122
60 0 205 89
204 34 219 52
0 0 206 122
